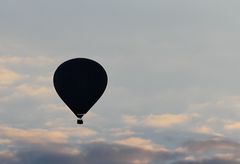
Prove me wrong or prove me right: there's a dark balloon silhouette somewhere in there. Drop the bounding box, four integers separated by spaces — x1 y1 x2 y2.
53 58 108 124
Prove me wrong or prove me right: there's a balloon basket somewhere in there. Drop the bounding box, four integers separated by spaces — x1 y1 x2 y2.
77 119 83 124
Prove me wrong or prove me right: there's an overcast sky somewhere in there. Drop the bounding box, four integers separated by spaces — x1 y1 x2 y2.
1 0 240 163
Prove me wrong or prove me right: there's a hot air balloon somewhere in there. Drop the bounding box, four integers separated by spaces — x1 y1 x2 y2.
53 58 108 124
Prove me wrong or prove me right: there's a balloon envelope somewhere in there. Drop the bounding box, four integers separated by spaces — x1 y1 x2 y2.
53 58 108 120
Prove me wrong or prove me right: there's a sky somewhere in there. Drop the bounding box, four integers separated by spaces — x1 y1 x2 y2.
1 0 240 163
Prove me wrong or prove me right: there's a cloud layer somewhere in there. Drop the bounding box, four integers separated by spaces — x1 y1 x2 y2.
1 126 240 164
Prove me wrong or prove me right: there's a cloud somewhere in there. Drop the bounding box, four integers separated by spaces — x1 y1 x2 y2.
170 138 240 164
0 151 15 160
193 125 223 137
115 137 159 150
110 128 136 137
0 139 12 145
38 104 66 112
81 141 183 164
0 68 21 85
0 84 55 102
1 132 240 164
53 127 98 138
181 138 240 163
0 125 97 145
0 56 54 66
0 140 183 164
144 114 190 128
173 158 240 164
15 84 54 97
122 113 193 128
224 122 240 130
35 75 52 83
194 126 213 134
188 96 240 118
0 126 67 144
122 115 139 126
184 138 239 153
114 137 175 153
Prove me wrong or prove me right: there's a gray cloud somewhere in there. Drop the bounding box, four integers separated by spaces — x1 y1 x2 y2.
0 141 183 164
173 159 239 164
1 138 240 164
184 138 240 152
178 138 240 164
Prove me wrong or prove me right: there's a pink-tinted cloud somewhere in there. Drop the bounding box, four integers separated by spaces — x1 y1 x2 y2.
144 114 190 128
0 68 21 85
0 125 97 145
0 56 54 66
